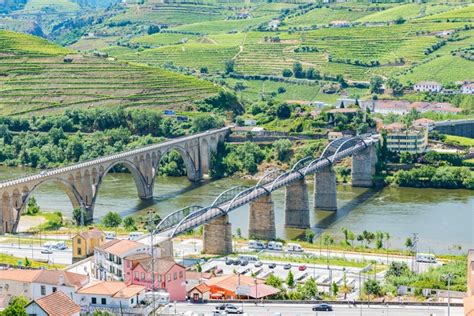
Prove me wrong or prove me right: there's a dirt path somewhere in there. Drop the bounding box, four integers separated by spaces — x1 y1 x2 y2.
232 33 247 60
17 215 46 232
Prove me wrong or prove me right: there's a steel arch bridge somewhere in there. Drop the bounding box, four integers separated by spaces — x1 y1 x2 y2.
154 134 378 238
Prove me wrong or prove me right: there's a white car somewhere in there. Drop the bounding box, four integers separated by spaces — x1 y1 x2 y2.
41 247 53 254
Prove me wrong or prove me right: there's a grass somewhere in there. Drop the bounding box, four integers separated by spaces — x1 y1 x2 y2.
356 4 423 23
258 254 387 270
445 135 474 147
22 0 80 13
418 4 474 21
0 253 64 269
286 7 373 27
0 30 70 56
171 16 273 34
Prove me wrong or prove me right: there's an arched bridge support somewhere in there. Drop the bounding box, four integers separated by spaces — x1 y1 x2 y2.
284 178 310 229
314 165 337 211
203 214 233 255
351 145 377 187
248 194 276 240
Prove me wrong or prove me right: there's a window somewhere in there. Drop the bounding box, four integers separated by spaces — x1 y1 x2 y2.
117 269 122 277
134 272 139 279
157 275 162 282
173 272 177 280
40 285 46 295
179 271 183 278
52 287 57 293
131 298 134 305
101 298 106 305
77 248 82 255
77 238 81 244
91 297 97 305
167 274 171 282
116 257 122 265
141 272 145 281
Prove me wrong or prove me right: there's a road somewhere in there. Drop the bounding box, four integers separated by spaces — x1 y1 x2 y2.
171 302 463 316
0 245 72 265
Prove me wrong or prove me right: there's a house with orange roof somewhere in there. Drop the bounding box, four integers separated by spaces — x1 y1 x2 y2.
93 239 150 282
188 283 211 303
25 290 80 316
203 274 279 300
72 227 105 260
75 280 146 310
124 256 186 301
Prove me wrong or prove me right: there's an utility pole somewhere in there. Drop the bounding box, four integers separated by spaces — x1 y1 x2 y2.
148 209 156 316
411 233 419 273
443 273 453 316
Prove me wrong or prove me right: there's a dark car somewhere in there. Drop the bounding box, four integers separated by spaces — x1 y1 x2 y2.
268 263 276 269
284 263 292 270
312 303 333 311
240 260 249 266
225 259 234 265
233 260 241 265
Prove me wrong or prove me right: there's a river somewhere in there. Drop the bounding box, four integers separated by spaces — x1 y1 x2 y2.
0 166 472 254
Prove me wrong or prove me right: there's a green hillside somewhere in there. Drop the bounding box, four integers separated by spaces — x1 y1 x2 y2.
0 30 219 116
22 0 80 13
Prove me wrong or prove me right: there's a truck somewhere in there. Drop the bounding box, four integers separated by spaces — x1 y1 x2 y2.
416 253 437 263
267 241 283 251
248 240 266 250
286 243 303 252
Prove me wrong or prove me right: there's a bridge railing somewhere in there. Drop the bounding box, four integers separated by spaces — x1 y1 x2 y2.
0 127 231 188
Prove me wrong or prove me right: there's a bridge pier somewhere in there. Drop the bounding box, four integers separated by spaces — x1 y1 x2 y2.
314 165 337 211
202 215 232 255
284 178 310 229
352 145 377 187
248 194 276 240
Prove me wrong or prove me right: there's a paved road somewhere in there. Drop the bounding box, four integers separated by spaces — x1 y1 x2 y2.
172 302 463 316
0 245 71 265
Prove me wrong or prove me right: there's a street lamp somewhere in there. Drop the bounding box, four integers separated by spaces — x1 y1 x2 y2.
443 273 453 316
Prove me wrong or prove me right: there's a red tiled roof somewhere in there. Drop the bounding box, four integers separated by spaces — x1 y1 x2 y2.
34 270 88 289
76 227 104 240
77 281 145 298
192 283 211 294
327 108 358 114
29 291 80 316
97 239 145 257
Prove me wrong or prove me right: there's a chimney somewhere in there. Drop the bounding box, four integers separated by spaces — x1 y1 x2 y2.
59 273 65 286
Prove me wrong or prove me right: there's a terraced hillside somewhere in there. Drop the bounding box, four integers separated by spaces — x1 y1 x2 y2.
0 30 219 116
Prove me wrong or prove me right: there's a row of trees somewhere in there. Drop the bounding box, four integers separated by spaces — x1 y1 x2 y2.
392 166 473 189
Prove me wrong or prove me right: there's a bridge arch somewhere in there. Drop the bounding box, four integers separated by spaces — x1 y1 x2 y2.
157 145 199 181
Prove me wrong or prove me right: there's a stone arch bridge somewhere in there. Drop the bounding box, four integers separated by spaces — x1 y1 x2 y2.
0 127 230 234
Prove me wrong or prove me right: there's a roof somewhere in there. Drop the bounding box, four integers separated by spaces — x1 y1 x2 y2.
27 291 80 316
77 281 145 298
75 227 104 240
136 257 183 274
96 239 146 257
414 81 441 86
412 102 461 113
185 271 212 280
190 283 211 294
206 274 264 292
328 131 343 136
363 100 410 110
124 253 151 261
412 118 435 125
384 122 405 131
327 108 359 114
248 283 280 299
0 269 40 282
33 270 89 289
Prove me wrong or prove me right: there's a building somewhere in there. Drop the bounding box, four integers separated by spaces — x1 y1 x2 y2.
362 100 410 115
268 19 280 29
412 118 435 130
384 124 428 154
203 274 279 300
124 256 186 302
72 227 105 260
461 82 474 95
335 98 357 108
328 131 343 140
465 250 474 316
0 270 89 309
413 81 442 93
25 291 80 316
188 283 211 303
411 102 462 114
330 20 351 27
94 239 150 281
75 281 146 312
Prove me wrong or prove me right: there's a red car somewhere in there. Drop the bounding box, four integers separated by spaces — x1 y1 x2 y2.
298 265 307 271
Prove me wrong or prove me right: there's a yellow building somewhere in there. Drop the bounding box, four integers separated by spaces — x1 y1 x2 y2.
465 250 474 316
72 227 105 260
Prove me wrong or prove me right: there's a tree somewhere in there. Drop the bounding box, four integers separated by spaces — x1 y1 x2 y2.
192 116 224 132
369 76 384 94
363 279 382 297
273 139 292 161
276 103 291 119
72 208 86 226
302 277 318 299
200 67 208 74
102 211 122 228
386 77 403 96
236 227 242 238
356 234 364 246
305 229 315 244
293 62 304 78
123 216 136 231
399 152 414 164
282 68 293 77
362 230 375 247
224 59 235 74
286 270 295 288
405 237 414 252
26 197 40 215
305 67 320 80
147 24 160 35
0 296 28 316
24 257 31 268
375 231 384 249
265 274 283 288
331 281 339 297
341 227 349 246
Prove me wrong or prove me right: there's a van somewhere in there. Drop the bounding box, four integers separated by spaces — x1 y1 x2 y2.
54 242 67 250
248 240 265 250
238 255 259 262
145 291 169 305
286 243 304 252
105 232 117 240
268 241 283 251
128 232 144 241
416 253 437 263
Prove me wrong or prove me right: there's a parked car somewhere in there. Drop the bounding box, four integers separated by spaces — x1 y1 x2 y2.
225 258 234 265
298 265 307 271
312 303 333 311
286 243 304 252
41 247 53 254
268 263 276 269
240 260 249 266
233 260 241 266
267 241 283 251
214 303 243 314
215 267 223 274
248 240 266 250
284 263 292 270
254 261 263 267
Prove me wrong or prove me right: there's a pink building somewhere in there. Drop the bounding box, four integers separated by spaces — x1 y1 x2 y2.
123 255 186 302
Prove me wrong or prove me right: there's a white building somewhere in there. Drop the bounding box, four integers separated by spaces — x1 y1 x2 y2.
75 281 145 309
413 81 442 93
461 82 474 94
384 124 429 154
94 239 150 281
328 131 343 140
